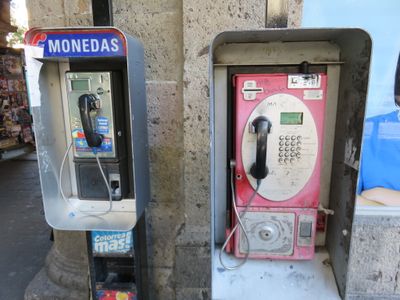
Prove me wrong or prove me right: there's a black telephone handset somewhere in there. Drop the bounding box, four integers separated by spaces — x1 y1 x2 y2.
78 94 103 148
250 116 272 180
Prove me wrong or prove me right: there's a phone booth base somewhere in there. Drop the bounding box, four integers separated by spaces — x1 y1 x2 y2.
210 29 371 299
213 249 339 299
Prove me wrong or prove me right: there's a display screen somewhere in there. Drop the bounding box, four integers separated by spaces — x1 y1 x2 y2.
280 112 303 125
71 79 89 91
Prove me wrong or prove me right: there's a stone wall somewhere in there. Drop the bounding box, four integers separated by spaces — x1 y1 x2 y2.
112 1 184 298
178 1 266 298
346 215 400 300
0 0 17 47
26 0 92 27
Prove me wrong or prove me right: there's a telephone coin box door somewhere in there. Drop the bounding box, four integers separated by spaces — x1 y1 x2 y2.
232 73 327 260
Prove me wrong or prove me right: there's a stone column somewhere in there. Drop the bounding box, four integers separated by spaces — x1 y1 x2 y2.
0 0 17 47
176 1 267 298
113 1 185 298
25 231 89 300
24 1 93 299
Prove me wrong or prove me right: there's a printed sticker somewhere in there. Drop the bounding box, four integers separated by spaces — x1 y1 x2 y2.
92 231 133 254
288 74 321 89
303 90 323 100
96 290 136 300
72 128 113 152
96 116 109 134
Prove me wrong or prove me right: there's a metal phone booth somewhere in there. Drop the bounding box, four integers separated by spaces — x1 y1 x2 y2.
210 29 371 299
24 27 150 231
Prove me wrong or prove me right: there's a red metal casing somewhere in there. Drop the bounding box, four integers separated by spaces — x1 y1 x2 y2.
231 73 327 260
234 73 327 208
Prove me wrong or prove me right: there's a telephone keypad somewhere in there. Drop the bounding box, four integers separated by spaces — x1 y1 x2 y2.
278 135 302 164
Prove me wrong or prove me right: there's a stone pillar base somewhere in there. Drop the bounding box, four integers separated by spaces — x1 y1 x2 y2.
25 231 89 300
24 268 88 300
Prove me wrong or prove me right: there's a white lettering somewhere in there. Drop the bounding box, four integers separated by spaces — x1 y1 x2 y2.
93 232 132 253
90 39 99 52
71 39 81 52
125 231 132 244
82 39 90 52
118 239 125 249
110 38 119 52
48 40 60 53
49 37 121 54
94 241 109 252
61 39 70 52
100 39 110 52
109 240 118 251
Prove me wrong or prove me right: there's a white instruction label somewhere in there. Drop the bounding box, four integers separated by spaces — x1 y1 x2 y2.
303 90 323 100
288 74 321 89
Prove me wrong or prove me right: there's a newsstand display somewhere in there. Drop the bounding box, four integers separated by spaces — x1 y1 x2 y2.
0 48 34 160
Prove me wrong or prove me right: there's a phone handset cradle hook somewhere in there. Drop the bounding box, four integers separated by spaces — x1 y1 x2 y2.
78 93 103 148
250 116 272 180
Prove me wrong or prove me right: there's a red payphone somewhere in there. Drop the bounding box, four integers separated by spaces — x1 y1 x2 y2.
226 70 328 261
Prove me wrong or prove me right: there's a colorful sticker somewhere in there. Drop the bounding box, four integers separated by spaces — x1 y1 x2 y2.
100 138 113 152
72 128 112 152
74 137 112 152
91 231 133 254
96 290 136 300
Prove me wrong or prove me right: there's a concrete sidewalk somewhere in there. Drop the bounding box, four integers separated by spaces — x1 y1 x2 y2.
0 158 52 300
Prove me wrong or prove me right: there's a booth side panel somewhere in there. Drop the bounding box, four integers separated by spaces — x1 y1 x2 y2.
126 36 150 217
326 31 372 297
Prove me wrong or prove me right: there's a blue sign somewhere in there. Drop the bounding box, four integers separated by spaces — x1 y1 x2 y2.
96 116 110 134
34 31 126 58
91 231 133 254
